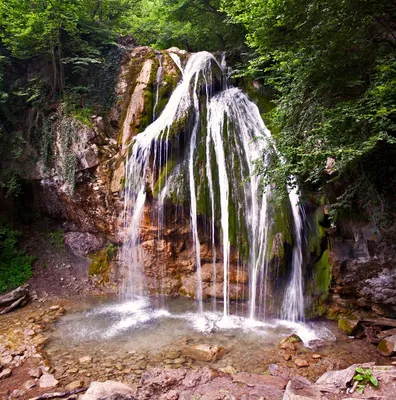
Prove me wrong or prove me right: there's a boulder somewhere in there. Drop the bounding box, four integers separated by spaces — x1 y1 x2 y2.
182 344 224 362
378 334 396 356
64 232 104 257
81 380 136 400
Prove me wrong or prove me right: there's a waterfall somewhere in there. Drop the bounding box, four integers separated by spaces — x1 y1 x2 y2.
281 187 305 322
121 50 307 322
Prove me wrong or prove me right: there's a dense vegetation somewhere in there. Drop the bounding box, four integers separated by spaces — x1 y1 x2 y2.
0 220 33 293
222 0 396 229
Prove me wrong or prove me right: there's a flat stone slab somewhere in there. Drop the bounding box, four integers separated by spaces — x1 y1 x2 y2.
182 344 224 362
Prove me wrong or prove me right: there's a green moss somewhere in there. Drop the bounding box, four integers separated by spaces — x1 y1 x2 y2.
307 207 326 255
266 197 293 264
88 244 117 280
314 249 331 296
338 317 359 335
153 159 176 198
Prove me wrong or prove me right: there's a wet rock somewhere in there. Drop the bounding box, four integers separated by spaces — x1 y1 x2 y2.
295 359 309 368
182 344 224 362
81 380 136 400
23 380 36 390
338 317 359 335
29 367 43 378
268 364 291 378
378 334 396 356
283 376 322 400
65 380 84 390
39 373 59 388
0 368 11 379
281 334 302 344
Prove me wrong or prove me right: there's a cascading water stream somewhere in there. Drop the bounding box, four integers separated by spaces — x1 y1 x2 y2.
281 187 306 322
121 50 307 324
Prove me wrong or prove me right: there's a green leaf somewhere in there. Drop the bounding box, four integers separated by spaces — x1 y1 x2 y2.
355 367 364 374
370 376 378 387
354 375 364 381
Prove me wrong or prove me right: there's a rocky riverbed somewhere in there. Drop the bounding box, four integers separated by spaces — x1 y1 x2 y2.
1 295 396 399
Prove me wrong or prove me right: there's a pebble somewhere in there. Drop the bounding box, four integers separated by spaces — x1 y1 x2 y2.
312 354 322 359
39 373 59 388
219 365 237 374
65 380 84 390
0 368 12 379
67 368 79 374
10 389 25 399
294 359 309 368
23 380 36 390
29 367 43 378
79 355 92 364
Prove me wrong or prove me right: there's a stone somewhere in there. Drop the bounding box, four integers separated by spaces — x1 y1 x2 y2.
338 317 359 335
81 380 135 400
316 364 364 392
283 376 322 400
281 334 302 345
219 365 237 374
64 232 104 257
79 355 93 364
312 354 321 359
49 305 61 311
65 380 84 390
0 368 11 379
182 344 225 362
378 334 396 356
10 389 25 399
23 380 36 390
268 364 290 378
39 373 59 388
29 367 43 378
283 353 292 361
294 359 309 368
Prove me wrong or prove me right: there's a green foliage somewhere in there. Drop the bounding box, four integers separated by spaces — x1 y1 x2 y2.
223 0 396 229
0 220 34 293
89 244 117 278
46 230 64 250
128 0 244 51
354 367 378 394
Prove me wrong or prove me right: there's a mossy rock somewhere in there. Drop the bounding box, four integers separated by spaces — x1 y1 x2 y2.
88 244 117 282
280 334 302 345
338 317 360 335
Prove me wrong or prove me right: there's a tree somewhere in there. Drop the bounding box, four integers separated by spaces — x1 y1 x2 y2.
223 0 396 227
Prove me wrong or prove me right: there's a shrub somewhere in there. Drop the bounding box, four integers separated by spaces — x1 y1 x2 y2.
0 220 34 293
